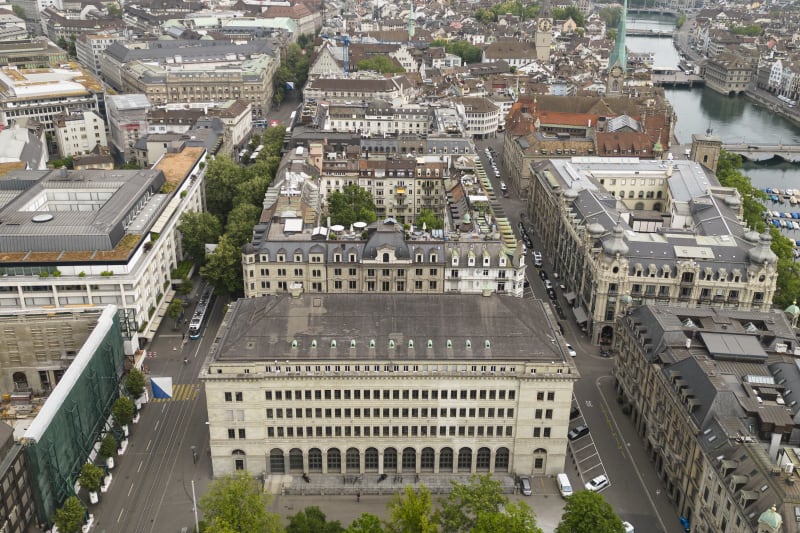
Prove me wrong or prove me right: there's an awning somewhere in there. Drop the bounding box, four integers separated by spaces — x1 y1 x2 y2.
572 306 588 324
564 291 576 304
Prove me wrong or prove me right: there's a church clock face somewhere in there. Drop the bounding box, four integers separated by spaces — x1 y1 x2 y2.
538 19 552 32
610 65 623 78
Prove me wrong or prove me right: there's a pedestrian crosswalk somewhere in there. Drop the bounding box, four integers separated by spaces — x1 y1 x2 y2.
151 383 199 403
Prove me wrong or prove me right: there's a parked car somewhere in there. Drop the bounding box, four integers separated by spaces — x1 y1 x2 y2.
547 288 556 301
623 521 634 533
540 269 548 281
570 407 581 420
565 343 577 357
519 476 532 496
567 424 589 440
585 474 610 492
544 280 553 290
533 251 543 267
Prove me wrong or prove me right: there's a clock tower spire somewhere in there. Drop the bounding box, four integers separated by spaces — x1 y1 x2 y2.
606 0 628 95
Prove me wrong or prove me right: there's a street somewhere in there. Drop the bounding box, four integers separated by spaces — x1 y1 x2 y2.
93 286 227 533
474 136 686 532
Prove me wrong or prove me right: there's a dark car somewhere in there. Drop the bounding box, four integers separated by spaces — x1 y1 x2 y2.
556 305 566 319
570 407 581 420
540 270 548 281
547 288 556 301
567 425 590 441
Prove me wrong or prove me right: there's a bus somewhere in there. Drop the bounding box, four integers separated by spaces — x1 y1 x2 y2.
188 285 215 339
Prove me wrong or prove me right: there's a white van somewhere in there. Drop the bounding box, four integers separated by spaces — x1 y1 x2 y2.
557 473 573 498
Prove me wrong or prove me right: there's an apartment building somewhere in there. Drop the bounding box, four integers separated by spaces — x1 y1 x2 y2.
0 64 104 135
613 304 800 533
323 102 433 136
201 293 577 479
106 93 150 162
455 97 500 139
303 75 412 107
0 422 35 533
242 147 525 299
527 156 778 345
0 145 206 348
53 110 107 157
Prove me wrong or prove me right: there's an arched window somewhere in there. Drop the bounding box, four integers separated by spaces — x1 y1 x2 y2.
476 448 491 471
495 448 510 472
346 448 360 472
232 449 246 471
421 448 435 471
402 447 416 471
384 447 397 472
289 449 304 472
439 447 453 471
458 447 472 472
12 372 28 391
532 448 547 474
365 448 379 472
383 252 390 263
269 448 285 474
327 448 341 473
308 448 322 472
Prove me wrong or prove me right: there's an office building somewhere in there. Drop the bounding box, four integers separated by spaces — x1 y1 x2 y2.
201 293 578 480
53 110 108 157
105 93 150 162
0 145 206 347
527 157 777 344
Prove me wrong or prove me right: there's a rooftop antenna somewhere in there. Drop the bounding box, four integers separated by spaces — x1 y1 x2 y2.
706 122 713 136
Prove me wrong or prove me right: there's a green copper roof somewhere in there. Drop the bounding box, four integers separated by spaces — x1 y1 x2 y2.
608 0 627 73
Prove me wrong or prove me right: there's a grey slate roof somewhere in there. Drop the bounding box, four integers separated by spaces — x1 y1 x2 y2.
212 293 566 362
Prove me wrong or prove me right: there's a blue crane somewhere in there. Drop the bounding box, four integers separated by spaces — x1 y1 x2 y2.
320 34 351 75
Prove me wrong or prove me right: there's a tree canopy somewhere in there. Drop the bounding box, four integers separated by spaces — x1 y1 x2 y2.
417 209 443 230
474 1 538 23
273 42 312 104
731 24 762 36
385 485 437 533
286 506 344 533
346 513 385 533
429 40 483 64
598 6 621 28
555 490 624 533
327 184 377 228
178 211 223 266
124 368 146 399
552 6 585 27
52 496 85 533
200 234 244 295
199 471 282 533
356 56 405 74
715 151 800 307
437 474 510 533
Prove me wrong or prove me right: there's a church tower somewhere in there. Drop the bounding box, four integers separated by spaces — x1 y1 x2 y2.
606 0 628 95
407 0 416 40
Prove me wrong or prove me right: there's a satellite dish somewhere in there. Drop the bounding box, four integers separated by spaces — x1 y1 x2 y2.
32 214 54 223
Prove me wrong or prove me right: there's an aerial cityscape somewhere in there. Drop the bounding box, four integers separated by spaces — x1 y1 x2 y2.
0 0 799 531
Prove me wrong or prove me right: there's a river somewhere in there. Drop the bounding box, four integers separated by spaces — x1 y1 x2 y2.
627 15 800 190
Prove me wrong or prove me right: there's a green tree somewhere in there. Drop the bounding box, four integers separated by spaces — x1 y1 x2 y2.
676 13 686 28
731 24 762 37
78 463 105 492
417 209 443 230
99 434 118 459
225 203 261 249
199 471 282 533
357 56 405 74
204 156 248 223
52 496 85 533
347 513 385 533
287 506 344 533
430 40 483 64
124 368 146 399
166 298 183 322
178 211 223 265
57 36 68 51
555 491 624 533
11 4 26 19
552 6 585 26
177 277 194 296
385 485 437 533
200 234 244 295
599 6 621 28
119 161 142 170
327 184 377 227
234 172 271 208
473 501 542 533
111 396 135 427
106 2 121 17
474 8 495 23
261 126 287 158
437 474 507 533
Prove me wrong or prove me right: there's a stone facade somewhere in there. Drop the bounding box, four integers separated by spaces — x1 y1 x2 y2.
201 294 577 479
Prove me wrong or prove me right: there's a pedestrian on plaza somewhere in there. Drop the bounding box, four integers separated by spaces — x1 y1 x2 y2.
356 492 360 503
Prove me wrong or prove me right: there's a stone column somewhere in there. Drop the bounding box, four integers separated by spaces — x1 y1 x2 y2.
322 450 328 474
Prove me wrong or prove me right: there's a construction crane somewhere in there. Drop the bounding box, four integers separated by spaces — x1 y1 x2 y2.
320 34 351 75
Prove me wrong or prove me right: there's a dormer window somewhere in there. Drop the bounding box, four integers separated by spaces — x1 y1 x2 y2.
334 253 341 262
499 257 506 267
277 254 285 263
483 256 490 267
430 254 437 262
294 254 303 262
416 254 423 263
349 254 357 262
260 254 269 262
468 256 475 267
452 256 459 266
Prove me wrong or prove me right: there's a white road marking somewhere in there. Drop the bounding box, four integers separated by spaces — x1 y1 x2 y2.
117 508 125 523
128 483 135 496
